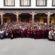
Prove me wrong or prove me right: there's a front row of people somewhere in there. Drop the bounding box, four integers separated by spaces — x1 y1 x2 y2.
0 27 54 41
0 22 55 41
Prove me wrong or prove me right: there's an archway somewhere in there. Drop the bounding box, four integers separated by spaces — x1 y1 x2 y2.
34 13 47 24
50 13 55 25
0 15 1 25
3 13 16 23
19 13 32 23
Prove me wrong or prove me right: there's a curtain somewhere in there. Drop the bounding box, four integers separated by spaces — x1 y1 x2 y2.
37 0 46 6
52 0 55 6
21 0 30 6
5 0 15 6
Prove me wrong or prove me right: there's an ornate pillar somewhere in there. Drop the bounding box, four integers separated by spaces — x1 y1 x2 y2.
1 13 3 25
31 12 35 24
47 12 51 26
16 12 19 23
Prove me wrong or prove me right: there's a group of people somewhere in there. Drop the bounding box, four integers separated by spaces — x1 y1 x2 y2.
0 20 55 41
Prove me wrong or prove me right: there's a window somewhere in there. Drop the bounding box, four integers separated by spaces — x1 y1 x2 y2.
20 0 31 6
4 0 15 6
36 0 47 6
52 0 55 6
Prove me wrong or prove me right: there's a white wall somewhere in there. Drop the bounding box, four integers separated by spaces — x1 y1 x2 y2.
0 0 55 8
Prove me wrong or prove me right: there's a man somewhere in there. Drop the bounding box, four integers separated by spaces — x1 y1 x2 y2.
0 29 5 39
53 28 55 40
48 28 54 40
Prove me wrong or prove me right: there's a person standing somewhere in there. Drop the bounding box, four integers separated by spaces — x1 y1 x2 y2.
48 28 54 40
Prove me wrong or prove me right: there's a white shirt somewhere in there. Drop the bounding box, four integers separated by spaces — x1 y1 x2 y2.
0 31 4 34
